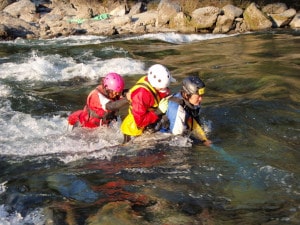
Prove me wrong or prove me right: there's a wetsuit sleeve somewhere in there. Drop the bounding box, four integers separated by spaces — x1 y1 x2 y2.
106 98 129 111
167 101 187 135
188 118 208 142
131 88 159 128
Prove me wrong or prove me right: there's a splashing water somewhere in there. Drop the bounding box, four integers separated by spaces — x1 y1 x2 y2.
0 31 299 224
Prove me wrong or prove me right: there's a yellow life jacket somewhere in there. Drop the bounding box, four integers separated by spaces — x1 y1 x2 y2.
121 76 160 136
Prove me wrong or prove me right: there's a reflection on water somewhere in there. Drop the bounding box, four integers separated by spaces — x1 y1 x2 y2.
0 30 299 224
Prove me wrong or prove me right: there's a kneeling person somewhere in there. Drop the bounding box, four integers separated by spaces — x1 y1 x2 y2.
121 64 175 143
161 76 212 147
68 72 128 128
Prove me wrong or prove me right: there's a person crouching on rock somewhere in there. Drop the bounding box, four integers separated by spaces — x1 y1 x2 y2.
68 72 128 129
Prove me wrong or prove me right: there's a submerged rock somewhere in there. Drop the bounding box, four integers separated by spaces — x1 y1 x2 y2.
86 201 147 225
47 174 100 203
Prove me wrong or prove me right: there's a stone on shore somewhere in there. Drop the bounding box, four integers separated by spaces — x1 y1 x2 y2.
289 13 300 28
262 3 288 14
213 4 243 34
3 0 38 23
157 0 181 27
243 3 272 31
269 8 297 27
0 0 298 40
191 6 221 30
0 11 39 39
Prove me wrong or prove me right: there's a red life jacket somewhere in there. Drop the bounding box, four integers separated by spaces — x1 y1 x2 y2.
68 85 116 128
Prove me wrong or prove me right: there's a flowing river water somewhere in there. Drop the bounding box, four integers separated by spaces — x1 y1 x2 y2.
0 30 299 224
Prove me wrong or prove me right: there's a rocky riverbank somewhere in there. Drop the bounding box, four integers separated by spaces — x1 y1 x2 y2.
0 0 299 40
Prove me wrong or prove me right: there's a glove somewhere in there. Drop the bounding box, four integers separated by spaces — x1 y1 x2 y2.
159 97 169 113
156 97 169 115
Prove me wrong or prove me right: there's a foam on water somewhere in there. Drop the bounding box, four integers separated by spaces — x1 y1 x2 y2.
0 33 189 168
2 35 108 46
134 32 236 44
0 88 190 164
0 106 124 162
0 182 7 195
0 81 123 162
44 35 108 46
0 205 45 225
0 83 11 98
0 51 145 82
0 32 235 46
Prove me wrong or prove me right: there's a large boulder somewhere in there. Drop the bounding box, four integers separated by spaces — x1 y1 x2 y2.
262 3 288 14
46 0 77 20
128 2 144 16
48 0 105 18
243 3 272 31
112 15 131 27
39 12 78 38
269 8 297 27
289 13 300 28
169 12 194 33
0 11 39 39
110 4 127 17
69 0 107 18
156 0 181 27
191 6 221 30
213 15 235 33
86 201 145 225
222 4 243 18
80 19 116 36
213 4 243 33
3 0 39 23
48 0 107 18
131 10 158 30
38 0 87 38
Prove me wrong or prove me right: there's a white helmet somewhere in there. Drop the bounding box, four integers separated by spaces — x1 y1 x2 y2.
147 64 175 89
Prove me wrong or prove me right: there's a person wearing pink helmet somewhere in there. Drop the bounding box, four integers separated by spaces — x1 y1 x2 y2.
68 72 128 128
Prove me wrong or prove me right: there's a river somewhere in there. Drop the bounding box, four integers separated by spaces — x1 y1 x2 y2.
0 30 299 224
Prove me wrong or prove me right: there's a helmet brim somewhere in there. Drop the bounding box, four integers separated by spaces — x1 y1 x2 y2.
170 76 177 83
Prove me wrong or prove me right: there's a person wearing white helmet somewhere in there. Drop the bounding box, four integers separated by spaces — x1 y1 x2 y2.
68 72 128 128
121 64 176 143
155 75 212 147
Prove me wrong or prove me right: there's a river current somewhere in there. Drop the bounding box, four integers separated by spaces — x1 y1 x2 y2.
0 30 299 224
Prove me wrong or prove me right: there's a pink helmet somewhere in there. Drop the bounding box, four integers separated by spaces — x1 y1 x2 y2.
103 72 125 93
